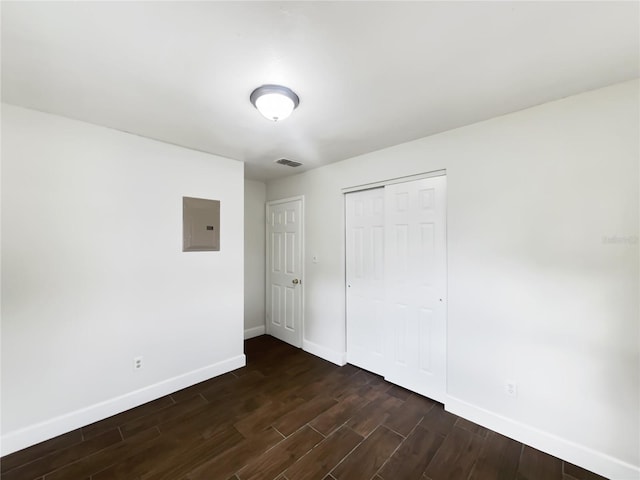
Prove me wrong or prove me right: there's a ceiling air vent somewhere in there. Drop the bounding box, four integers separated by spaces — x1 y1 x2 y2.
275 158 303 167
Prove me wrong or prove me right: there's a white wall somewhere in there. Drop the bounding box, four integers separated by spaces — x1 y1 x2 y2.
244 179 266 338
1 105 245 455
266 80 639 479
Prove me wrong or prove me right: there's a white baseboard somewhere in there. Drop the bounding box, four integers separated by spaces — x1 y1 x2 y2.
445 396 640 480
244 325 265 339
303 339 347 366
1 354 246 457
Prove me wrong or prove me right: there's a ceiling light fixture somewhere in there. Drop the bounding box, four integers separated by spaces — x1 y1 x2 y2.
250 84 299 122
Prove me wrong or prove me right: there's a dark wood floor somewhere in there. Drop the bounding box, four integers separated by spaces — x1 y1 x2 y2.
2 335 607 480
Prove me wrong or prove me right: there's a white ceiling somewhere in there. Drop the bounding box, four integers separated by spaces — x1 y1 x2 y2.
2 1 638 182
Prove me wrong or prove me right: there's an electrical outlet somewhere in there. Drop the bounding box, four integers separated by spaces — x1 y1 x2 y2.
504 381 518 397
133 356 143 371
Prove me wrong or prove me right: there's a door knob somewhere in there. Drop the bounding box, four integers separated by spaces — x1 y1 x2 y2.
292 278 300 285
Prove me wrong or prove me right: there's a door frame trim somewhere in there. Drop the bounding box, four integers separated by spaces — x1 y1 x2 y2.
341 169 446 194
265 195 305 348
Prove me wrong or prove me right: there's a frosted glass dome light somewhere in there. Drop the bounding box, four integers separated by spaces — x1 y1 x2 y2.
250 85 300 122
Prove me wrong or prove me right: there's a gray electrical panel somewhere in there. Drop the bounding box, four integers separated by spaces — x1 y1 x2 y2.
183 196 220 251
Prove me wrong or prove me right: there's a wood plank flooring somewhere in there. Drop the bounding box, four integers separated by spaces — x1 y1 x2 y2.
1 335 608 480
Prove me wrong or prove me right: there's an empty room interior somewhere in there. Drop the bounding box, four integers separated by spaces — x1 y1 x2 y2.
1 2 638 480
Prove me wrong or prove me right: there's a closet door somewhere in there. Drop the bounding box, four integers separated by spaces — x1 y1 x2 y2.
384 175 447 403
345 188 386 374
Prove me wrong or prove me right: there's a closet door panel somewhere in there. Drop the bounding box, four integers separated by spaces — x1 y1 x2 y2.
384 176 447 403
346 188 386 374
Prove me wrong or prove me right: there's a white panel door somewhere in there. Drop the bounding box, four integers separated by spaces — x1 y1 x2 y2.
384 176 447 403
266 197 303 347
346 188 385 374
